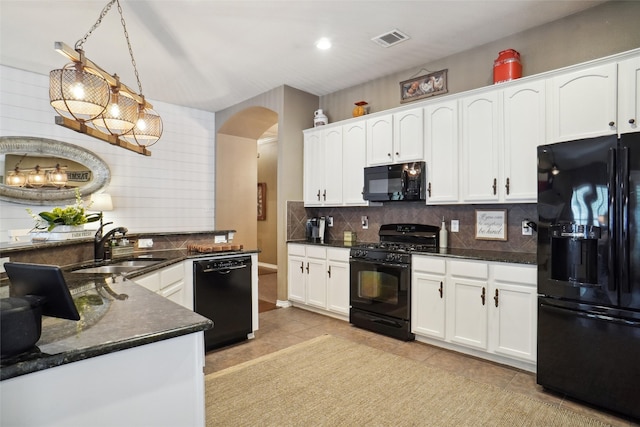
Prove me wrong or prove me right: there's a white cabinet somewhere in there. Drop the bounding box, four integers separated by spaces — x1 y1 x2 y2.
424 99 459 204
326 248 350 315
303 126 343 206
411 255 537 368
490 264 537 362
287 243 350 318
133 262 188 309
342 121 368 205
460 91 501 203
447 260 490 350
618 56 640 134
411 256 446 339
460 81 542 204
502 79 545 202
366 108 424 166
366 114 394 165
547 62 618 142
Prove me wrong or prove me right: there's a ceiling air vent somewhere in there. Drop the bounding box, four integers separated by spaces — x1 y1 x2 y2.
371 29 410 48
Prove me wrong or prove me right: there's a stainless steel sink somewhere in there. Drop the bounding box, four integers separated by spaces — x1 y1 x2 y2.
71 259 164 274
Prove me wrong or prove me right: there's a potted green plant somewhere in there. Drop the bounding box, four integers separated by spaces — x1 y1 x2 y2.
27 188 102 232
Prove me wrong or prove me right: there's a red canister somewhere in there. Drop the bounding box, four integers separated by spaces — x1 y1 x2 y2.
493 49 522 84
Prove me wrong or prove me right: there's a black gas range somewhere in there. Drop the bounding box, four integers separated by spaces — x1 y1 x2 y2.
349 224 439 341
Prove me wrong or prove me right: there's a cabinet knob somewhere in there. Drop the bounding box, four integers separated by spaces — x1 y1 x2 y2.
494 289 499 307
300 262 304 273
327 266 331 278
428 182 432 197
609 121 615 127
323 189 326 201
505 178 510 195
481 287 486 305
316 190 321 201
305 262 309 274
438 281 443 299
630 118 636 125
492 178 497 195
395 152 399 156
387 153 392 157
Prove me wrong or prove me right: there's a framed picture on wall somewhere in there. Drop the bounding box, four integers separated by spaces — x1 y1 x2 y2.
257 182 266 221
400 69 448 104
475 209 507 241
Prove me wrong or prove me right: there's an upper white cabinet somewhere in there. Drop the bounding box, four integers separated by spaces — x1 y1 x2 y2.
502 79 545 202
460 91 501 203
393 108 424 163
366 108 424 166
366 114 394 165
342 121 368 205
618 56 640 134
424 100 459 204
303 126 343 206
547 62 618 142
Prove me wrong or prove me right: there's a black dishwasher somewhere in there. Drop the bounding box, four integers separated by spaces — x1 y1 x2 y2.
194 256 252 351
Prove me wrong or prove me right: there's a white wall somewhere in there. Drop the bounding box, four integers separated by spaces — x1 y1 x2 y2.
0 65 216 241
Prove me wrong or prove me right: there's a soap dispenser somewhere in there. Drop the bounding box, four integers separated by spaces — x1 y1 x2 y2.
439 217 448 250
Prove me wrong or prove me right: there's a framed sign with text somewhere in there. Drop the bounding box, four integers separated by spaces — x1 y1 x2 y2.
475 209 507 241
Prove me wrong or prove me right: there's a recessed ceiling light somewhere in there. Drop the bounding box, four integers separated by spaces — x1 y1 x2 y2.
316 38 331 50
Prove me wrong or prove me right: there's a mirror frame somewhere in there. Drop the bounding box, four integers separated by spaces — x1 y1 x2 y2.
0 136 111 205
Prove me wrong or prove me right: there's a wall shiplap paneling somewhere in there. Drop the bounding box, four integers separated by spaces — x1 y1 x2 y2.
0 65 216 241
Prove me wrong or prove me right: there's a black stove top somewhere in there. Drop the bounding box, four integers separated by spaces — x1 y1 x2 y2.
350 223 440 263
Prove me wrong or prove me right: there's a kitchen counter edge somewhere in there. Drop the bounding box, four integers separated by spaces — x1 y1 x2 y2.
287 240 536 265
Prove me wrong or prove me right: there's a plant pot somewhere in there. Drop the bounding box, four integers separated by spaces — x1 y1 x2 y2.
52 225 85 233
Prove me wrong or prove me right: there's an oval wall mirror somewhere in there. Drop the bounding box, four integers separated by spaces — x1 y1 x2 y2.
0 136 110 205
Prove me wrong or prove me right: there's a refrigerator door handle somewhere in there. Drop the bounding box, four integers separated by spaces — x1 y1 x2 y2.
540 302 640 327
620 146 630 293
608 147 616 292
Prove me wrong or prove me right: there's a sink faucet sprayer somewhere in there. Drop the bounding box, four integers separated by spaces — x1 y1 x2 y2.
95 222 128 261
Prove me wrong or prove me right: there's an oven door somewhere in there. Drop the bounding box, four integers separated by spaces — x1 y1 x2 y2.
350 258 410 320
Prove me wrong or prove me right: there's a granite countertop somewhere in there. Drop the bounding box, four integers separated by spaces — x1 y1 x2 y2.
0 248 259 381
288 239 536 265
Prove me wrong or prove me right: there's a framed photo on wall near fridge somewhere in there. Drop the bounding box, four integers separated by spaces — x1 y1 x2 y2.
475 209 507 241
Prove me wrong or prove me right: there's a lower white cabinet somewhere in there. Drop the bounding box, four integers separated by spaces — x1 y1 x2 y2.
132 262 189 309
287 243 349 318
411 254 537 370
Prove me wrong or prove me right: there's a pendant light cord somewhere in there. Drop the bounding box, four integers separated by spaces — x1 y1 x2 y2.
74 0 144 95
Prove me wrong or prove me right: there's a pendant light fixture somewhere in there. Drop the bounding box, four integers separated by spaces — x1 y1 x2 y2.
27 166 46 188
6 167 27 187
47 164 69 188
49 0 162 156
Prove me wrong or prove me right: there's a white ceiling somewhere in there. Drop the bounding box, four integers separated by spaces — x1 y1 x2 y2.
0 0 607 113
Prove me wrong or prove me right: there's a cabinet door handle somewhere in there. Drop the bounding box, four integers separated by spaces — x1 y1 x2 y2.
609 121 615 127
494 289 499 307
492 178 497 195
300 262 304 273
438 281 443 299
327 266 331 278
316 190 321 201
630 118 636 124
305 262 309 274
505 178 510 195
428 182 432 197
481 287 486 305
395 152 399 156
323 189 326 201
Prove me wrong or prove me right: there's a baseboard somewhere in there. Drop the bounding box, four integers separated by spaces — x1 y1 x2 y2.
258 262 278 271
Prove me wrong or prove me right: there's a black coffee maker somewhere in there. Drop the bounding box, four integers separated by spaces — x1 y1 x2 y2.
306 217 327 243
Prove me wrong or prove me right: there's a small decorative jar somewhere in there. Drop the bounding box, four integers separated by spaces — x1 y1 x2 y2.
352 101 368 117
314 109 328 127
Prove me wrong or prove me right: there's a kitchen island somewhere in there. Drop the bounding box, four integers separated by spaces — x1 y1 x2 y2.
0 272 213 427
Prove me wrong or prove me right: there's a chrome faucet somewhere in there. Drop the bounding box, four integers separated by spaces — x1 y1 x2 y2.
94 222 128 261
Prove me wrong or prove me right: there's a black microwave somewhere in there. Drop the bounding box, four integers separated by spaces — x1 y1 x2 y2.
363 162 427 202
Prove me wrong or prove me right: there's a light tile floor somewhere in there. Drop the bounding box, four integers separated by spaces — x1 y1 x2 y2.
204 307 638 427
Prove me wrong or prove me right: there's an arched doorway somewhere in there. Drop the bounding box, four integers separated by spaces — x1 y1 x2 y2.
216 107 278 310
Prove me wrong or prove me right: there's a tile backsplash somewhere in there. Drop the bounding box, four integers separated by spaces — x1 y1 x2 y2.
287 201 536 254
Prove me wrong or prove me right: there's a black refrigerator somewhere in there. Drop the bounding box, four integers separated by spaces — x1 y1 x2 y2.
537 132 640 420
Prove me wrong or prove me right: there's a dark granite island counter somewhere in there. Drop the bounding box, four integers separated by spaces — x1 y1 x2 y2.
0 274 213 427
